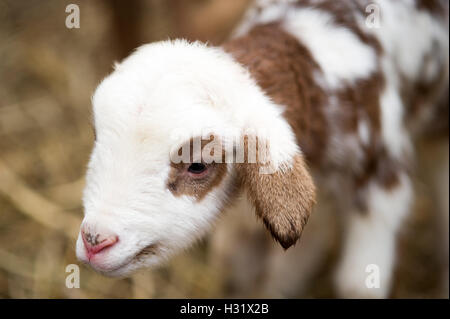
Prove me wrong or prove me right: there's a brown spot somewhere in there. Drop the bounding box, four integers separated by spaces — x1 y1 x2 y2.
400 41 449 137
168 162 228 201
355 148 403 191
416 0 448 19
223 24 329 164
335 72 385 134
236 153 316 249
167 136 228 201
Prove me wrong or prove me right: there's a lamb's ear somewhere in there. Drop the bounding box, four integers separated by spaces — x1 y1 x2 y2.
236 153 316 249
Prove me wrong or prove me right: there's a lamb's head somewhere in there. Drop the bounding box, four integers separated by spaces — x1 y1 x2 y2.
76 40 316 277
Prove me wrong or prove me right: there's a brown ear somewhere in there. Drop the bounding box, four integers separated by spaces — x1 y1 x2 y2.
237 154 316 249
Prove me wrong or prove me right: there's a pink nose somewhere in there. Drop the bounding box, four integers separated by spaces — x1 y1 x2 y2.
82 227 118 257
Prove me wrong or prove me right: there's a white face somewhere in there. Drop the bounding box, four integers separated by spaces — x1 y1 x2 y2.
76 40 313 277
75 97 239 276
76 128 234 277
75 43 240 277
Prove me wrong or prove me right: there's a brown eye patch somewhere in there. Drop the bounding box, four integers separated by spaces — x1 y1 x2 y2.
167 162 227 201
167 136 228 201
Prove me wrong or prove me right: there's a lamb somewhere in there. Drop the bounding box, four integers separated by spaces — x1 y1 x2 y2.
76 0 449 298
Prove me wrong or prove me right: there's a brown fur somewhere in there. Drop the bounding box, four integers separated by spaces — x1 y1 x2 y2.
334 72 403 192
223 23 399 193
335 73 384 133
236 153 316 249
416 0 448 19
223 24 328 164
167 162 228 201
401 44 449 137
167 136 228 201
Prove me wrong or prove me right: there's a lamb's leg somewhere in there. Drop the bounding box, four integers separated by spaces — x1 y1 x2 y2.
334 172 413 298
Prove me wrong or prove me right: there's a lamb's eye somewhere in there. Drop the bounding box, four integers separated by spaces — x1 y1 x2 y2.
188 163 207 175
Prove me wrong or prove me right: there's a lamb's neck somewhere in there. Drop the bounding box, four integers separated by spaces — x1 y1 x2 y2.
222 24 328 163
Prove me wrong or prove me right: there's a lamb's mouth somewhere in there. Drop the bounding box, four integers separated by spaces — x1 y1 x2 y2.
134 243 160 260
95 242 161 275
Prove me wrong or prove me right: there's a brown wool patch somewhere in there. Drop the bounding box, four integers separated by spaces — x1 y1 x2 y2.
167 136 228 201
400 44 449 136
167 162 228 201
416 0 448 19
223 24 329 165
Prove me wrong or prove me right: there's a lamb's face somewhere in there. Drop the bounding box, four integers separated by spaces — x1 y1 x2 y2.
76 64 237 277
76 40 316 277
76 126 235 277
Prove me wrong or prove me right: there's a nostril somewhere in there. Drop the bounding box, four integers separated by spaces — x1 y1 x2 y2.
82 230 118 255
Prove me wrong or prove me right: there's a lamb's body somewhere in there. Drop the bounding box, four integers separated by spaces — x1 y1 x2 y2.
77 0 449 298
228 0 448 183
216 0 449 297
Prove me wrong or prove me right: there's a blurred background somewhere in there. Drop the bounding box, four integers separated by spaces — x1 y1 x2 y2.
0 0 448 298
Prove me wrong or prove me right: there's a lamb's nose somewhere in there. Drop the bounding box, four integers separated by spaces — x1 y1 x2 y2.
81 227 118 256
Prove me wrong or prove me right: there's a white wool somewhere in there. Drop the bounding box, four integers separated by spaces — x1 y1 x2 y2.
335 174 412 298
282 7 378 89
